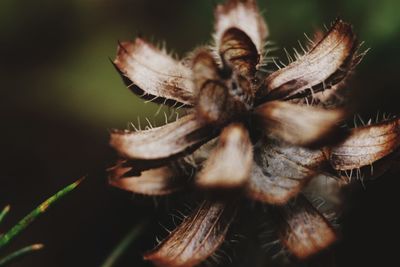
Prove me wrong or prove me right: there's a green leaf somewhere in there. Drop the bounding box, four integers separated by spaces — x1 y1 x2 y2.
0 244 44 266
0 206 10 225
100 221 146 267
0 178 84 249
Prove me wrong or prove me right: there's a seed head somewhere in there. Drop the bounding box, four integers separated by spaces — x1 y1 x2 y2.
109 0 399 266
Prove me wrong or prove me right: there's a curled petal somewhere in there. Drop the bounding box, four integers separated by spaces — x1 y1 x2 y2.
108 162 185 196
215 0 268 59
196 123 253 189
144 200 236 267
246 139 327 205
277 195 338 260
330 117 400 171
254 101 345 147
192 51 248 124
192 49 220 91
110 114 215 161
114 38 195 106
192 50 231 124
263 20 358 102
197 81 231 124
220 27 259 79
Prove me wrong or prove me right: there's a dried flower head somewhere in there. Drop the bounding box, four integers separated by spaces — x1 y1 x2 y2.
109 0 400 266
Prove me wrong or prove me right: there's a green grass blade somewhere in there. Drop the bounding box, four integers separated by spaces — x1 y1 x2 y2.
0 244 44 267
100 221 146 267
0 206 10 225
0 178 84 249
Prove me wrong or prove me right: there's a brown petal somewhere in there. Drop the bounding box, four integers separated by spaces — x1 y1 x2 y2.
110 114 215 161
215 0 268 60
144 200 236 267
114 38 196 106
330 117 400 171
191 49 220 91
108 162 184 196
336 152 398 182
289 84 347 108
196 123 253 189
220 27 259 79
277 195 337 260
246 139 327 205
263 20 357 102
192 50 230 124
192 50 249 124
196 81 230 124
254 101 345 147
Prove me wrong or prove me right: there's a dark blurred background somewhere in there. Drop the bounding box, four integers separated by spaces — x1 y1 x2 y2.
1 0 400 266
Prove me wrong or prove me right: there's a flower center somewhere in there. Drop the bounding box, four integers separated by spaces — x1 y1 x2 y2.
196 74 256 125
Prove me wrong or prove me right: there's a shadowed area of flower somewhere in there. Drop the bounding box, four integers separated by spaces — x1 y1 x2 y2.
108 0 400 266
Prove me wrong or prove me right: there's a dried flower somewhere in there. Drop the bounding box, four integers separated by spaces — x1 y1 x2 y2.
109 0 400 266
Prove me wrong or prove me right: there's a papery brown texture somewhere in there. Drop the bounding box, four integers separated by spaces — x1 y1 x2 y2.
254 101 345 146
277 195 337 259
144 200 236 267
108 162 184 196
107 0 385 265
220 27 259 79
110 114 214 161
192 49 220 91
247 139 327 205
196 81 231 124
330 117 400 170
214 0 268 57
192 50 240 124
263 20 357 101
114 38 196 106
196 123 253 189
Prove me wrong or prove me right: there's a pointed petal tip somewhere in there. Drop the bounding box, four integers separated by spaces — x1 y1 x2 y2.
330 117 400 171
110 114 212 161
196 123 253 189
113 38 196 106
108 163 184 196
215 0 268 58
261 19 358 103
